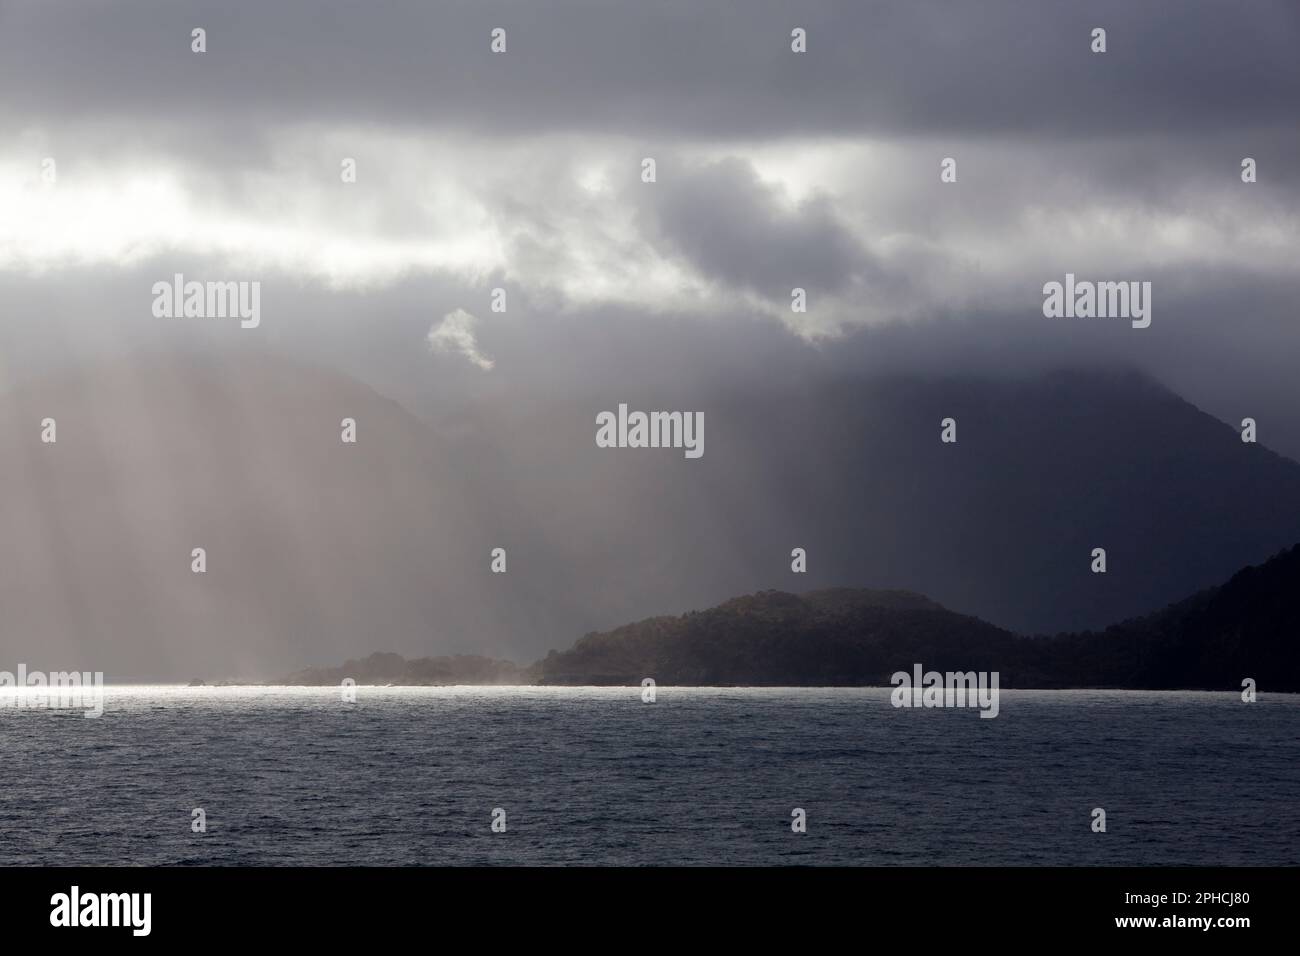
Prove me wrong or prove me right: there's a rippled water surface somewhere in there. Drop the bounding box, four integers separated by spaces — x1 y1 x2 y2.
1 686 1296 865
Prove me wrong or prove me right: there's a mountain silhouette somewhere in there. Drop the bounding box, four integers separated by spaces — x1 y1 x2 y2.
531 587 1023 685
1057 542 1300 690
531 544 1297 690
290 546 1299 691
436 364 1300 641
3 352 1299 680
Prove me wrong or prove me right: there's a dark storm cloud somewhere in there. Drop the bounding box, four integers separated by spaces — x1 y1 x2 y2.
4 0 1295 321
632 156 878 297
2 0 1297 140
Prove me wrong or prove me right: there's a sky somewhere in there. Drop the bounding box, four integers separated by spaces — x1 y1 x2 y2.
1 0 1296 424
0 1 1298 677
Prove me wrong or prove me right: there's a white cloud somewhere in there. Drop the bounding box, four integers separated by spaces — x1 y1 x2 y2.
427 308 494 371
1 126 1296 342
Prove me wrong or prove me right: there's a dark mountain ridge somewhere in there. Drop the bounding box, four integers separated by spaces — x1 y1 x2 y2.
281 545 1300 691
6 352 1300 679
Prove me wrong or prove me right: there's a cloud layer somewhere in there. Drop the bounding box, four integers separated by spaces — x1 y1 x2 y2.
0 0 1296 425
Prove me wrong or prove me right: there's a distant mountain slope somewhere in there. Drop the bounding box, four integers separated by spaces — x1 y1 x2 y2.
4 353 1300 680
530 588 1025 685
281 544 1300 689
528 547 1299 690
1055 543 1300 690
467 366 1300 639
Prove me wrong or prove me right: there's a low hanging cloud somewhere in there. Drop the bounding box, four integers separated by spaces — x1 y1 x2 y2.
427 308 494 370
637 156 875 296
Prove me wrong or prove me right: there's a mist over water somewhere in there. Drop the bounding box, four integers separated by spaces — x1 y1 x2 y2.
3 686 1296 866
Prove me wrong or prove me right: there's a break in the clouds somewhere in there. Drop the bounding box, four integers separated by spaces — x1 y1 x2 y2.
4 127 1297 340
2 0 1298 340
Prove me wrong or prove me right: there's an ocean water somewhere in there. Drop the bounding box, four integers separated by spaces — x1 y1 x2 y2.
1 686 1296 866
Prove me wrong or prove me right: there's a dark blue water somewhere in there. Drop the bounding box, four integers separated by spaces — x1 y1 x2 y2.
1 686 1295 865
